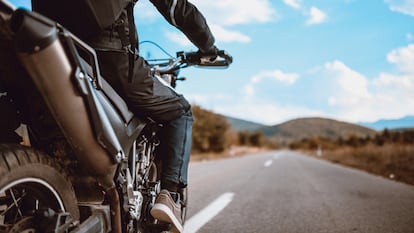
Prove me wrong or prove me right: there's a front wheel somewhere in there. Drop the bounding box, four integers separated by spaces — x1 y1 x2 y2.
0 144 79 232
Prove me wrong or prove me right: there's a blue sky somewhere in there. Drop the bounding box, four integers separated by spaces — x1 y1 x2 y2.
10 0 414 126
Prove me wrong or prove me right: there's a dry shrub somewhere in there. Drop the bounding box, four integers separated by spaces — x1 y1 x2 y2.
315 144 414 185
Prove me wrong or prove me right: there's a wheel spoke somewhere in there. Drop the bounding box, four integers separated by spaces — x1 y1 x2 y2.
0 146 79 231
9 189 24 218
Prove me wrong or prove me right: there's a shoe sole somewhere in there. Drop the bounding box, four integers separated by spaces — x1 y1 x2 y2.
151 203 184 233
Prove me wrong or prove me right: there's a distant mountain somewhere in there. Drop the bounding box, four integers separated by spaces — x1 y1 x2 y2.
224 116 377 144
359 116 414 131
261 117 377 144
224 116 266 132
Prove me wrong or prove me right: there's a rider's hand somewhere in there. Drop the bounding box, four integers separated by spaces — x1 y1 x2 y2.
198 45 219 62
184 45 221 64
199 45 219 56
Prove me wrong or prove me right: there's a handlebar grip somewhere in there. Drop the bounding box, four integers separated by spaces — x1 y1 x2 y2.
217 50 233 65
180 49 233 67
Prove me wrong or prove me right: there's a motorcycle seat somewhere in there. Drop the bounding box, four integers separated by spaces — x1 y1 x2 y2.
79 56 134 124
99 76 134 124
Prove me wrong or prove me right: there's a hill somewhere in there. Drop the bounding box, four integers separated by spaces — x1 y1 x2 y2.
359 116 414 130
223 115 266 132
260 117 377 143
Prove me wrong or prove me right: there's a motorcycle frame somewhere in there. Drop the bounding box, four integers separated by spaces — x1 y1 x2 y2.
3 8 159 233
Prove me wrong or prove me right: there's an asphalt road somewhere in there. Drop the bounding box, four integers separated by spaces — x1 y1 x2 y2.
184 150 414 233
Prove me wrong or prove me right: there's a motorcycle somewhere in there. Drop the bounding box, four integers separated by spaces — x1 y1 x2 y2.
0 1 232 232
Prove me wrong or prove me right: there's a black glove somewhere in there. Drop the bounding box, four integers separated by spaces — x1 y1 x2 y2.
198 45 219 63
199 45 219 56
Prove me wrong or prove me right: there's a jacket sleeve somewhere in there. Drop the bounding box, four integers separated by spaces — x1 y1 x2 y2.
149 0 215 52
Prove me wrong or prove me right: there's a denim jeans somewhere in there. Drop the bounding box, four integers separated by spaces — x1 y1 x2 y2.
156 109 193 187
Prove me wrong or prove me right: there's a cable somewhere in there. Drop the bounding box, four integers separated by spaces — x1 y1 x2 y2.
139 40 175 58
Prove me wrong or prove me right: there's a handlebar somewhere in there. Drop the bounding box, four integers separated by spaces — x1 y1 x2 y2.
151 49 233 74
179 50 233 67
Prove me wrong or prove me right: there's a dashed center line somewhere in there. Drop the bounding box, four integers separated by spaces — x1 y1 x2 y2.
184 192 234 233
264 152 284 167
264 160 273 167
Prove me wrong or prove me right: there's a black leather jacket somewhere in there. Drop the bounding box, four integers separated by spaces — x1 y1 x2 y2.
149 0 215 52
33 0 215 52
33 0 215 122
88 0 215 53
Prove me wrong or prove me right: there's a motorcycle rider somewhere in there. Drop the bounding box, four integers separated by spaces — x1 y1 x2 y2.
32 0 218 232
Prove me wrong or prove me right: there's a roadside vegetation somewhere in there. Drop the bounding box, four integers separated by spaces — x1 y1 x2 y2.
191 105 277 160
289 129 414 186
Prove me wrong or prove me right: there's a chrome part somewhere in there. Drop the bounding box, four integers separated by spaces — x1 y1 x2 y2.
152 57 183 74
0 177 66 211
124 169 143 220
0 178 68 232
131 140 137 186
115 152 123 162
160 74 174 87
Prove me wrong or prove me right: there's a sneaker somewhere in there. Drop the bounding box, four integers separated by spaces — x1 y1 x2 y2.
151 189 183 233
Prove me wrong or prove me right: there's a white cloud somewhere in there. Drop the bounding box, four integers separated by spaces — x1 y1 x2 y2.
386 44 414 74
374 44 414 105
192 0 277 26
306 6 328 25
234 44 414 124
385 0 414 16
253 70 299 84
319 44 414 122
187 44 414 125
164 31 193 47
138 0 275 45
213 102 323 125
135 1 160 21
136 0 277 25
187 93 232 106
324 60 371 106
192 0 276 44
244 85 255 98
283 0 302 9
244 70 300 97
281 3 328 26
374 73 413 88
210 24 251 43
165 24 252 47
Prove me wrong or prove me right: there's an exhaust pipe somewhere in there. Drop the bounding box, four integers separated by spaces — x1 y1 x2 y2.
11 9 123 233
11 9 117 179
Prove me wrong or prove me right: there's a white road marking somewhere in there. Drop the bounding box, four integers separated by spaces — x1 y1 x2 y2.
264 159 273 167
184 192 235 233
